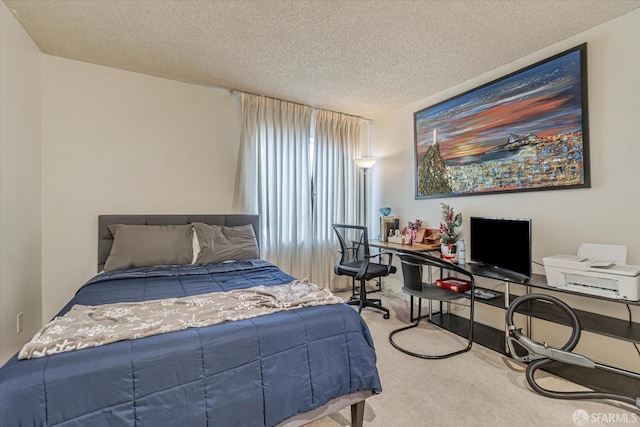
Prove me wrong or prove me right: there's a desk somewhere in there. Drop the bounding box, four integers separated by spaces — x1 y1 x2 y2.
369 239 440 253
433 262 640 397
366 240 440 315
372 248 639 395
354 240 438 301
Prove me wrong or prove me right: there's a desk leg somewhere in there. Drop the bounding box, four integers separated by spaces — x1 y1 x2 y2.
526 284 531 337
504 281 510 353
427 265 433 320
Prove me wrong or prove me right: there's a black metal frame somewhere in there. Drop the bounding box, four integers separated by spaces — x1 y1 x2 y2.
348 234 382 299
332 224 394 319
507 294 640 409
389 250 476 359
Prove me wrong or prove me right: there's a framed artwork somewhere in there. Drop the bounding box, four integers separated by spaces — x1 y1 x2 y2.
414 44 590 199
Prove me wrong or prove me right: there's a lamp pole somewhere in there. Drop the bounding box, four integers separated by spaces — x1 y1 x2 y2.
353 157 378 228
362 167 369 227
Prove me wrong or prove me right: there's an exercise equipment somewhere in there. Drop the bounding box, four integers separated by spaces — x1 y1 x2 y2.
506 293 640 409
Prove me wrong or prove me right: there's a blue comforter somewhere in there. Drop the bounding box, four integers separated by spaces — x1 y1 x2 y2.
0 260 381 426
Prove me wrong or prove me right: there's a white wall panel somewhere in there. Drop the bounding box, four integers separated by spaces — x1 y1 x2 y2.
41 56 241 320
0 2 42 364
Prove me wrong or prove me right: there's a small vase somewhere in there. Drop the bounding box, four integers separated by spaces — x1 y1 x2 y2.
440 243 458 263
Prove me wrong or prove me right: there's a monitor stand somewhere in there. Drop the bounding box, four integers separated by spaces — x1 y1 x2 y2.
465 262 530 283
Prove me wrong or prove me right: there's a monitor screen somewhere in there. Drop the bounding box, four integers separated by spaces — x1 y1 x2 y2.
469 217 532 280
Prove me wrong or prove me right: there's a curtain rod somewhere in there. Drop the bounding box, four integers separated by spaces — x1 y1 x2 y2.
229 89 372 123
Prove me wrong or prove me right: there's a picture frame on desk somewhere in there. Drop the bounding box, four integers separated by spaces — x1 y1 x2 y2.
417 228 440 245
380 217 399 242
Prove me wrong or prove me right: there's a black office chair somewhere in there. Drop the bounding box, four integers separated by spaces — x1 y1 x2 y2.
389 250 476 359
332 224 395 319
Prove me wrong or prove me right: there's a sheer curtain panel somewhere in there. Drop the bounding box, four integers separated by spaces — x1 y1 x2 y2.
234 94 313 279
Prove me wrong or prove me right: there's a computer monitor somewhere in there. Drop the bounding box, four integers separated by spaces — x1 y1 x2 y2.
469 216 532 280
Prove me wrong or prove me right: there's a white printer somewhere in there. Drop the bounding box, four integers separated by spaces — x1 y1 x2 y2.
543 243 640 301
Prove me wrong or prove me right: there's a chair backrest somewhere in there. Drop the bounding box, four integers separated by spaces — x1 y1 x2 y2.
397 250 474 291
398 252 425 292
332 223 371 267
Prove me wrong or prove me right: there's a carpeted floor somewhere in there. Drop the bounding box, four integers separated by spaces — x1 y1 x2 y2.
309 292 639 427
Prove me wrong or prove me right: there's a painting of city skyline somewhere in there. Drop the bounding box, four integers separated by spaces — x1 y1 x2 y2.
414 44 590 199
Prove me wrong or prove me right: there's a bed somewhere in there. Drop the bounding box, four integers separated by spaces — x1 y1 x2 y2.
0 214 381 426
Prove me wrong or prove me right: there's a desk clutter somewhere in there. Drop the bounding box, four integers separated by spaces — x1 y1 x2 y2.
464 288 499 300
379 212 440 246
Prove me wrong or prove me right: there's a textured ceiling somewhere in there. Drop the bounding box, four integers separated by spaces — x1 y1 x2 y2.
4 0 639 119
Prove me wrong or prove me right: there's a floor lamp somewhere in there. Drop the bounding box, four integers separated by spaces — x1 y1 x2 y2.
354 157 378 228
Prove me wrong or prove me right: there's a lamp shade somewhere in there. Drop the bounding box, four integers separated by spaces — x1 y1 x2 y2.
353 157 378 169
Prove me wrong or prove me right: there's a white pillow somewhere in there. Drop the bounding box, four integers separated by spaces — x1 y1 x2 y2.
192 225 201 264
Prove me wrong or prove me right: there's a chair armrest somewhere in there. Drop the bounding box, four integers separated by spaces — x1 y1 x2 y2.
367 251 394 266
339 245 361 253
360 251 395 277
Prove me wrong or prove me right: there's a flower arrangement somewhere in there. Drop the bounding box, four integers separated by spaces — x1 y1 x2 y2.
439 204 462 244
402 219 422 243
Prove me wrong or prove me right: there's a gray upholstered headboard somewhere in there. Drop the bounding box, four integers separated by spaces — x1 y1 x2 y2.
98 214 260 271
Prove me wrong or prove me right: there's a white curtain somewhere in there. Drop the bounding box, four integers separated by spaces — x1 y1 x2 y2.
234 93 313 279
311 110 361 289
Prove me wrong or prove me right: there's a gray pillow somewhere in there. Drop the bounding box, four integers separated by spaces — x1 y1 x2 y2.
104 224 193 271
192 222 259 264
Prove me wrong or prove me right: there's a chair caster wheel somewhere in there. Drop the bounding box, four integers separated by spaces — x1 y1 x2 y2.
383 313 390 320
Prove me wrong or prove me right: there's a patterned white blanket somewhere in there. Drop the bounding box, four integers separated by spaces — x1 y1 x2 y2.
19 279 342 360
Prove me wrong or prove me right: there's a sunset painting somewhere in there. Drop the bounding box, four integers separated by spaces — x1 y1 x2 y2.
414 44 590 199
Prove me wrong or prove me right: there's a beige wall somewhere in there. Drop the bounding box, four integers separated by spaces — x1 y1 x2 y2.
41 56 241 320
371 10 640 371
0 2 42 364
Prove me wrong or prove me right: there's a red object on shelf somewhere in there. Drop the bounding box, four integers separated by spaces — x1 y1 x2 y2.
435 277 471 293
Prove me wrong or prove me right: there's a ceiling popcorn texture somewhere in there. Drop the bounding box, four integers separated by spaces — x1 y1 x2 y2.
5 0 639 118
